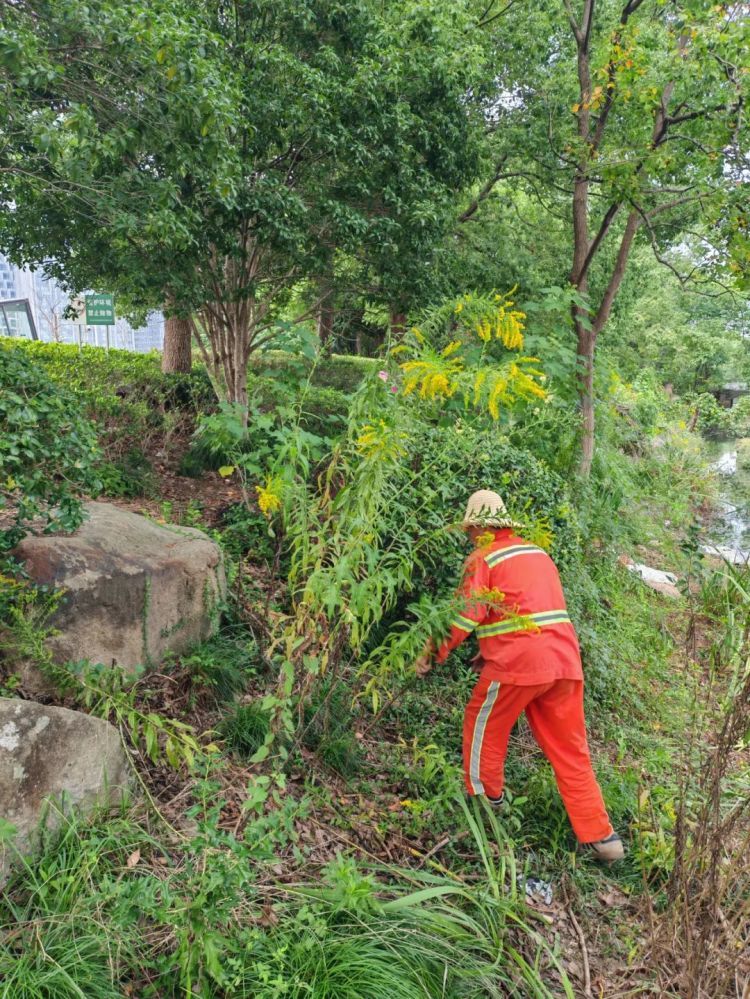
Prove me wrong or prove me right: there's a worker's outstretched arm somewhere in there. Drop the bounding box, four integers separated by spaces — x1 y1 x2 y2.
434 551 490 665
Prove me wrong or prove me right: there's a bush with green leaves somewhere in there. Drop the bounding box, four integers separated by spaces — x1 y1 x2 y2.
184 371 348 481
215 502 277 564
396 422 579 572
97 447 158 498
689 391 733 438
0 344 102 549
7 341 214 496
729 394 750 438
340 420 581 672
10 340 213 410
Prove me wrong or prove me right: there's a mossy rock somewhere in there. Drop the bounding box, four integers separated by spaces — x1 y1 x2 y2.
736 438 750 469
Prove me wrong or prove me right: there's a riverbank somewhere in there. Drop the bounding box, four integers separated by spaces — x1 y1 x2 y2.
704 439 750 564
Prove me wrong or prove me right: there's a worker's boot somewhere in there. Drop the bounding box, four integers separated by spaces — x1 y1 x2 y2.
485 791 506 810
583 832 625 862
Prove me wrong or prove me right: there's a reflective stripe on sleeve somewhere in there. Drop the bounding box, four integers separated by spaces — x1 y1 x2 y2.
451 613 479 633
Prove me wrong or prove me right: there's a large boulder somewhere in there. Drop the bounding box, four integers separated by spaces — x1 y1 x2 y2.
10 501 225 690
0 697 128 877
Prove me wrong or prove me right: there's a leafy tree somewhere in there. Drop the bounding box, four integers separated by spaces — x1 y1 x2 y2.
0 0 487 413
605 246 750 395
459 0 749 472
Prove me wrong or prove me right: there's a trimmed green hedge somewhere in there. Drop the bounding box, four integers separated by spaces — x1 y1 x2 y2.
11 340 374 406
0 343 101 547
8 341 215 411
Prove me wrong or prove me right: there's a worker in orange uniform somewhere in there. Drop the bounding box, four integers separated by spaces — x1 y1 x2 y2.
415 490 624 862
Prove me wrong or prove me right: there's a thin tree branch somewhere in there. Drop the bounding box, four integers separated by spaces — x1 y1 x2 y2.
591 209 640 336
644 194 703 220
581 0 595 53
578 201 623 283
563 0 584 46
457 156 509 223
477 0 523 27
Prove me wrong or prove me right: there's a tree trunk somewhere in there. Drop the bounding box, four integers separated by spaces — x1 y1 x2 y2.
576 322 596 478
390 310 406 341
317 294 335 354
161 314 192 373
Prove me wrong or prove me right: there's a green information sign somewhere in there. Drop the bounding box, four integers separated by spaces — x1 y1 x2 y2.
85 294 115 326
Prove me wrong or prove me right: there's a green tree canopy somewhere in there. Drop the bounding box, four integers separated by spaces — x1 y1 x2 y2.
450 0 749 470
0 0 489 408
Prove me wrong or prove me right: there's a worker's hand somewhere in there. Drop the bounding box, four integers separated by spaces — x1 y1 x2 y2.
415 639 435 677
414 653 433 677
470 651 484 675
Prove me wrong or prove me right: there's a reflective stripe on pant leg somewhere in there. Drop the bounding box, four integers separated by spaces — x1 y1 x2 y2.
468 681 501 794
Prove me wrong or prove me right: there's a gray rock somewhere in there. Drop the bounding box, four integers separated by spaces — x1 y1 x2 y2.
624 560 681 598
701 543 750 566
10 501 225 692
0 697 129 877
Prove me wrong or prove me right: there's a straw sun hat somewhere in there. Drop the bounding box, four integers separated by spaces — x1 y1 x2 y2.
461 489 523 531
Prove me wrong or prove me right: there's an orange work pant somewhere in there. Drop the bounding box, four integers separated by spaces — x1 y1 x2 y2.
462 674 613 844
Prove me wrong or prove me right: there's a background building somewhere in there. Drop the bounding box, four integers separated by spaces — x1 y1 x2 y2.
0 254 164 352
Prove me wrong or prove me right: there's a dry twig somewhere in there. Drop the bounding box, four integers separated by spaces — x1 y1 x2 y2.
566 905 593 999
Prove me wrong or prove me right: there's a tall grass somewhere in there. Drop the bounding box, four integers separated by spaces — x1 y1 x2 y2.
0 809 149 999
0 796 569 998
648 563 750 997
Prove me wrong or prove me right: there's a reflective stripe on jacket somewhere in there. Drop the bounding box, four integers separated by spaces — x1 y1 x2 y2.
435 529 583 684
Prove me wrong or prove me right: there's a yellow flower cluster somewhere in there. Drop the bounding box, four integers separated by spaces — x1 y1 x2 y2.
356 420 409 460
473 360 547 420
401 340 465 401
522 517 555 552
394 292 547 420
474 531 497 549
474 301 526 351
474 586 507 610
256 475 283 517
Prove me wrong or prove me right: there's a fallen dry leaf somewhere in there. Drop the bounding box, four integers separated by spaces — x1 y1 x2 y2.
126 849 141 868
259 904 279 928
599 887 629 908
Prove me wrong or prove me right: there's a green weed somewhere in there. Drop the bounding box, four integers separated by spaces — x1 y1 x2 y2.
218 702 271 759
179 632 262 704
218 502 275 562
0 791 567 999
302 680 364 777
98 447 157 498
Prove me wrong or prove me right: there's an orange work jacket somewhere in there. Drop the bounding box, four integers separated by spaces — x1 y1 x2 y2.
436 528 583 685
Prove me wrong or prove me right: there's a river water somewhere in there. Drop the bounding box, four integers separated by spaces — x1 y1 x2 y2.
704 440 750 563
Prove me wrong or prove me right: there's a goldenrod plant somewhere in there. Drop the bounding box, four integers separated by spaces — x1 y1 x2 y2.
396 291 548 421
245 292 576 752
